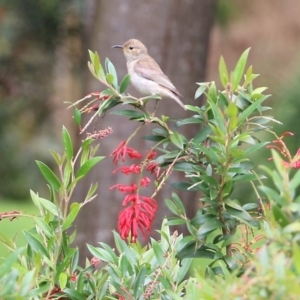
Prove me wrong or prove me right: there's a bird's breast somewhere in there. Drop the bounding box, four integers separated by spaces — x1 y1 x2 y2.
128 67 161 95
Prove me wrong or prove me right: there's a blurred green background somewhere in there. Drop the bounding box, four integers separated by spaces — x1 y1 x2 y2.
1 0 300 251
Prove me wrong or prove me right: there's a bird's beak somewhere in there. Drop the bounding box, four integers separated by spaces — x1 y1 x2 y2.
112 44 123 49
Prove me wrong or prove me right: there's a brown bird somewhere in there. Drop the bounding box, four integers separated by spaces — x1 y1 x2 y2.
112 39 186 110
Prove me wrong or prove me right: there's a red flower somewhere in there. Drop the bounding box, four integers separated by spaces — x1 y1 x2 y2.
267 132 300 169
71 273 77 282
126 147 142 160
113 164 141 174
140 177 151 187
118 194 157 242
90 257 101 267
110 183 138 194
146 150 157 160
111 141 142 164
146 162 160 179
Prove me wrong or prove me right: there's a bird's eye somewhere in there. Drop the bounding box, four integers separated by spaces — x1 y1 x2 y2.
129 46 133 50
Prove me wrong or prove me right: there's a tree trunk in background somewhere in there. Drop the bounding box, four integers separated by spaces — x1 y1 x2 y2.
75 0 216 260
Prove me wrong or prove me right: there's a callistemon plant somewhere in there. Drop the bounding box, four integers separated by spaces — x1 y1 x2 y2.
110 142 159 242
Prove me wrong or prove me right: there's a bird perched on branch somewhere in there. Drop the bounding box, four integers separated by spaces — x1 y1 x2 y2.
112 39 186 110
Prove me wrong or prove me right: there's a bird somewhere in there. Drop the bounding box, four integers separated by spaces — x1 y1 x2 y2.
112 39 186 110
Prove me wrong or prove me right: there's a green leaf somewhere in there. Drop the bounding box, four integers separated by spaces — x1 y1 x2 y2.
171 182 202 192
0 248 24 277
195 83 207 99
76 156 104 178
111 109 146 119
86 183 98 200
105 58 118 89
166 218 186 226
177 242 216 259
73 108 81 125
88 50 106 81
272 204 289 228
34 217 52 237
106 73 114 84
133 266 146 298
293 241 300 275
197 219 223 240
36 161 61 192
172 192 186 214
63 288 87 300
238 94 269 125
244 65 253 86
59 272 68 290
176 258 193 283
259 185 285 206
219 56 229 88
226 102 238 118
208 100 226 135
119 74 131 93
49 149 62 166
165 199 181 216
192 126 212 144
170 132 184 149
143 135 166 142
24 231 49 258
173 162 199 172
18 268 37 299
232 48 250 90
290 169 300 191
208 82 218 103
176 116 204 126
152 240 165 265
244 141 269 155
87 244 117 264
283 222 300 234
30 191 60 217
63 202 81 230
62 126 73 160
88 49 95 65
225 205 252 222
100 89 118 97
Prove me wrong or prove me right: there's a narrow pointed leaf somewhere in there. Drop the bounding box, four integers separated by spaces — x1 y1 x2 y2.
63 202 81 230
76 156 104 178
73 108 81 125
232 48 250 90
36 161 61 191
62 126 73 160
120 74 131 93
170 132 184 149
219 56 229 88
105 58 118 89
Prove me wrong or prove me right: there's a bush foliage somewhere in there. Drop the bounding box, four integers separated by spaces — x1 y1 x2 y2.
1 49 300 299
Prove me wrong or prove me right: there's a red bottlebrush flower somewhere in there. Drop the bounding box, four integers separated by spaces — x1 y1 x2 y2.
113 164 141 174
118 194 157 242
146 162 160 179
71 273 77 282
46 286 62 299
110 183 138 194
86 93 110 112
267 133 300 169
140 177 151 187
90 257 101 267
86 127 113 139
126 147 142 160
146 150 157 160
111 141 127 164
111 141 142 164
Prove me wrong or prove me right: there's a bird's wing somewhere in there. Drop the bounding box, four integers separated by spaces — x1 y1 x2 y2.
134 56 181 96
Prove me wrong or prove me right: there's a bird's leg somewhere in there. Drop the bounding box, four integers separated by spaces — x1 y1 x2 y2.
153 99 159 115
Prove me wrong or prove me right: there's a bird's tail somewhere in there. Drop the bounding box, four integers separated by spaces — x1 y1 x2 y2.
172 94 186 110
